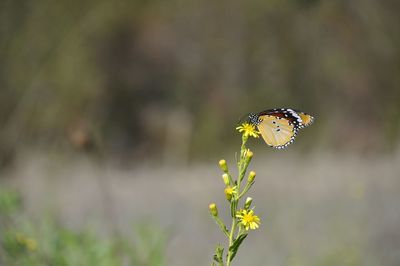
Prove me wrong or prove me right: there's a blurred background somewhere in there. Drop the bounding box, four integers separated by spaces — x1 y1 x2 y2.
1 0 400 265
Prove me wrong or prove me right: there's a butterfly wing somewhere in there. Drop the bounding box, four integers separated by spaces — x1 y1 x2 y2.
258 108 303 128
247 108 314 149
257 115 298 149
260 108 315 129
294 111 314 128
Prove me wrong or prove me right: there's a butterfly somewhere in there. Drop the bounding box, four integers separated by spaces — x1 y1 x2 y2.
247 108 314 149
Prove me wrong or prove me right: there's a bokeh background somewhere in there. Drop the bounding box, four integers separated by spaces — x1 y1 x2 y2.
1 0 400 265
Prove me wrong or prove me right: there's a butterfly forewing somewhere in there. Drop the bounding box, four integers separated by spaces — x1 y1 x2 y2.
257 115 297 149
258 108 302 128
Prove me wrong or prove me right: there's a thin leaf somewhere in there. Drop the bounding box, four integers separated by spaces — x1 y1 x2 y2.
228 234 248 262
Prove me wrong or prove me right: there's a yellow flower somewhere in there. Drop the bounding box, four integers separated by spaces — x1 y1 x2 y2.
224 186 237 201
236 209 261 230
236 123 260 138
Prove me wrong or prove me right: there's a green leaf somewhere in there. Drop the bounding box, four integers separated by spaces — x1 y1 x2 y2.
228 234 248 262
213 245 224 265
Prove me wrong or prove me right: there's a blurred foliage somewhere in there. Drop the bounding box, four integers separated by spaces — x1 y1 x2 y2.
0 189 21 214
1 0 400 165
0 189 166 266
315 246 362 266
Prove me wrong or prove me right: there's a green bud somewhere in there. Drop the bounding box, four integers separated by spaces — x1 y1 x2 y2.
218 159 228 172
248 171 256 183
222 174 230 186
224 186 237 201
209 203 218 216
244 197 253 209
246 150 253 159
244 150 254 165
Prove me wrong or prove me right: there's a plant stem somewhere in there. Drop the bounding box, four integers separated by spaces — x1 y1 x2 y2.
226 210 237 266
226 135 248 266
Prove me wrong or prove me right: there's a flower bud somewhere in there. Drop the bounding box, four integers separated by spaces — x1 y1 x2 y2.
222 174 230 186
244 197 253 209
224 186 236 201
209 203 218 216
246 150 253 159
248 171 256 183
218 159 228 172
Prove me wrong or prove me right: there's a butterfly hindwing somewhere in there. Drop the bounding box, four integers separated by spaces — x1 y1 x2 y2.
257 115 298 149
295 111 314 128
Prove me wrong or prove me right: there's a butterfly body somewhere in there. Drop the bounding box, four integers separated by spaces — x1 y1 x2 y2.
247 108 314 149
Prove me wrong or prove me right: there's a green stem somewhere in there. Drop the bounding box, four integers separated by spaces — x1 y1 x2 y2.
213 216 230 238
226 211 237 266
226 135 248 265
238 181 254 199
237 135 248 190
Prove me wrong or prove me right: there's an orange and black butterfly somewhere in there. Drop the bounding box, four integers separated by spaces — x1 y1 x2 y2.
247 108 314 149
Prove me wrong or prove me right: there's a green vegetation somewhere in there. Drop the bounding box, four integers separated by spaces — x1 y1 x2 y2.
0 189 166 266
